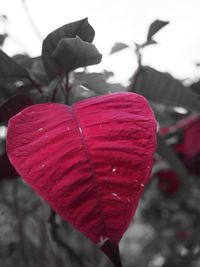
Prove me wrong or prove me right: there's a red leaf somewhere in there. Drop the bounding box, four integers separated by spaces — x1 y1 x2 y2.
179 116 200 158
7 92 156 265
159 115 200 159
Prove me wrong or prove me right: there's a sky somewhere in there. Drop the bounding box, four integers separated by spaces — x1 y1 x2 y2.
1 0 200 84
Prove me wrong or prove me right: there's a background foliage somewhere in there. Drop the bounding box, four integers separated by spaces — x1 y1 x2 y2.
0 10 200 267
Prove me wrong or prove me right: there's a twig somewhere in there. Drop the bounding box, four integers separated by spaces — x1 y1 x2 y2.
48 209 88 267
8 34 31 54
13 181 30 267
50 88 58 102
21 0 43 42
41 214 58 267
63 72 71 104
128 45 143 92
129 67 141 92
27 74 43 93
135 46 142 68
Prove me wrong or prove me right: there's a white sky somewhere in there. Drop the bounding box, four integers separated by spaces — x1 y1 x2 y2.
1 0 200 84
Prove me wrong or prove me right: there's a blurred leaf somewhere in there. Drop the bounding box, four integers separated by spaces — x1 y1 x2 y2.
73 71 126 98
74 72 111 94
0 94 32 122
151 103 175 127
12 54 33 69
146 39 158 45
109 42 129 55
68 83 96 104
52 36 102 72
147 20 169 40
0 34 8 47
109 83 126 93
42 18 95 78
0 51 42 93
0 15 7 21
0 153 19 179
103 70 114 79
157 135 188 186
24 216 41 247
156 169 181 197
30 57 49 85
0 203 18 245
141 39 158 49
47 78 66 103
120 221 155 261
136 39 158 51
13 55 49 85
191 80 200 96
132 66 200 112
0 49 29 80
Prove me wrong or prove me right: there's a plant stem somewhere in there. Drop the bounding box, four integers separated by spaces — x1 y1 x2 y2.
28 75 43 93
50 88 58 102
13 181 30 267
48 210 88 267
135 46 142 68
64 72 70 104
41 213 58 267
129 44 143 92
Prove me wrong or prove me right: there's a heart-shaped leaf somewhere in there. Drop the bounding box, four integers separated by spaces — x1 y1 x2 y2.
52 36 102 72
0 95 32 122
7 92 156 266
42 18 95 78
132 66 200 112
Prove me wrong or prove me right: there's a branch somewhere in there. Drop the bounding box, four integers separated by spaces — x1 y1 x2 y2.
48 209 88 267
21 0 43 42
27 75 43 93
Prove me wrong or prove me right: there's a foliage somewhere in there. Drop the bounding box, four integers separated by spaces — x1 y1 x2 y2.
0 15 200 267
